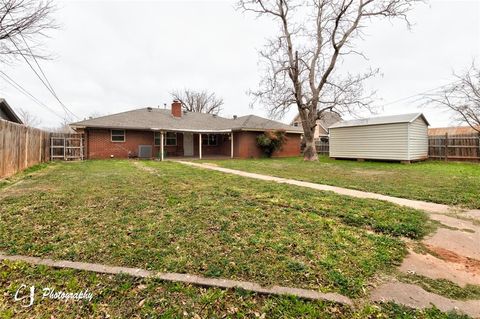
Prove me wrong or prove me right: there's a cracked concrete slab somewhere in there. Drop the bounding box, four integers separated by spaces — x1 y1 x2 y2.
0 253 352 306
425 228 480 261
464 210 480 222
371 282 480 318
429 214 479 232
400 250 480 287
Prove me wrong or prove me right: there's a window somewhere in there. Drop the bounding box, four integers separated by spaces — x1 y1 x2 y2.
154 132 161 146
202 134 218 146
165 132 177 146
293 122 299 127
154 132 177 146
111 129 125 142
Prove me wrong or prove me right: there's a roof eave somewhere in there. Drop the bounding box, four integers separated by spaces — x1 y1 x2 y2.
0 99 23 124
409 113 430 126
74 124 233 133
234 128 303 134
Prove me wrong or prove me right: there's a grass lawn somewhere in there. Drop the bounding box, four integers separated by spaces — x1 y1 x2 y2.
1 261 468 319
201 156 480 209
0 160 432 299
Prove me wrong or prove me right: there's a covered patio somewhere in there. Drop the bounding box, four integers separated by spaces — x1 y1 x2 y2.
154 130 234 160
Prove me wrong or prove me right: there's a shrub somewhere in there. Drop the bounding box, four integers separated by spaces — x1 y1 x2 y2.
256 130 286 157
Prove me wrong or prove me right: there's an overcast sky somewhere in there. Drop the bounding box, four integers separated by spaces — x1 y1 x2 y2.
0 0 479 128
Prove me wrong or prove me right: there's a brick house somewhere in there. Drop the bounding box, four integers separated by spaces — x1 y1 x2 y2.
70 101 303 159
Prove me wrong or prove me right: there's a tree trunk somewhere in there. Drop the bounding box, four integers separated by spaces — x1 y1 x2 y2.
303 128 318 161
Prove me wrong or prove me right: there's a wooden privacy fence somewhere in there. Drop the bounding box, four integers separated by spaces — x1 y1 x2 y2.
428 133 480 161
0 120 85 178
0 119 50 178
315 139 329 155
300 139 330 155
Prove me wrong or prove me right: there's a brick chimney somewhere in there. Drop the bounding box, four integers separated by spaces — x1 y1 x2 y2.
171 100 182 117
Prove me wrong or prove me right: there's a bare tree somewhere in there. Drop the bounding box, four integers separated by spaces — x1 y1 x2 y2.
170 89 224 115
48 118 74 133
426 63 480 133
18 107 40 127
238 0 419 160
0 0 56 62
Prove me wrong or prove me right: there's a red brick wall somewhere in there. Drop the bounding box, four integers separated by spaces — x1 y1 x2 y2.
86 129 186 159
234 131 301 158
85 129 301 159
86 129 150 159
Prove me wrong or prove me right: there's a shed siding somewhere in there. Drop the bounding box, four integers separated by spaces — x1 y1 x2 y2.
330 123 409 160
408 117 428 160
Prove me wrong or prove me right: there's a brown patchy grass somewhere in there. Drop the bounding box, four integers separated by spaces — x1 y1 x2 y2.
0 160 431 298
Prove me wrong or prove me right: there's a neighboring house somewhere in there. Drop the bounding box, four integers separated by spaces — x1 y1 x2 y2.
291 111 342 140
428 126 480 136
329 113 430 162
0 98 23 124
70 101 303 159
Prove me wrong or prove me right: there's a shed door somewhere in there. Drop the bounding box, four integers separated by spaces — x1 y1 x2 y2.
138 145 152 158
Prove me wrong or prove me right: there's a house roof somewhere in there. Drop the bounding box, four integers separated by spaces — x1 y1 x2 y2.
0 98 23 124
291 111 342 135
70 108 303 134
428 126 480 136
317 112 342 134
329 113 430 129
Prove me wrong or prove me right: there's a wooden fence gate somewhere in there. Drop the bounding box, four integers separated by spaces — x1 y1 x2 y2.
50 133 85 161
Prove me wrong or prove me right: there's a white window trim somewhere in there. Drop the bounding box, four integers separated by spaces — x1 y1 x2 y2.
111 129 126 142
154 132 177 146
202 134 218 146
165 132 177 146
154 132 161 146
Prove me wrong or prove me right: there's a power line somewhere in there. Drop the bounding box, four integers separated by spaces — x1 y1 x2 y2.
16 35 78 120
0 70 65 120
6 37 78 120
377 80 462 108
2 0 79 120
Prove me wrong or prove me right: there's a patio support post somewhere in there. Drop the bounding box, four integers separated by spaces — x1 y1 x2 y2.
160 131 164 161
199 133 202 159
230 132 234 158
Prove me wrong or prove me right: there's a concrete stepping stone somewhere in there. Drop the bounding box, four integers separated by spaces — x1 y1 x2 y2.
371 282 480 318
400 250 480 287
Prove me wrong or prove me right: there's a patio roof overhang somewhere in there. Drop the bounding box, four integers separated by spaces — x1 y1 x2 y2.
150 128 232 133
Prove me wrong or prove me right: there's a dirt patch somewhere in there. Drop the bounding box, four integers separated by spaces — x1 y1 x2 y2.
425 227 480 260
425 244 480 276
352 169 392 177
132 160 158 174
400 250 480 287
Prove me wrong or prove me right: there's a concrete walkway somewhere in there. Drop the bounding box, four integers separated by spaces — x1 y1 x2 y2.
177 161 480 317
0 253 352 305
179 162 458 215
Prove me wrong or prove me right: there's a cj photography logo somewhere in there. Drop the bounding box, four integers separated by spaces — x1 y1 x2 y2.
14 284 93 307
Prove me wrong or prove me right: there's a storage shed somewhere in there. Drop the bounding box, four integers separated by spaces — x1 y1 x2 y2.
329 113 429 162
